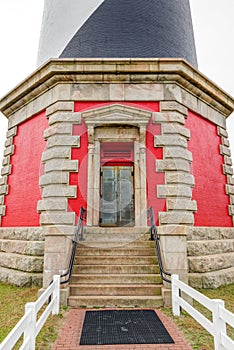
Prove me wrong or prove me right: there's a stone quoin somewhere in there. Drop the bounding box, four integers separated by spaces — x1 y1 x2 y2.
0 0 234 307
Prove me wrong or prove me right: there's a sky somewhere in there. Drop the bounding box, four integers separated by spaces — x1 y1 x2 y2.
0 0 233 165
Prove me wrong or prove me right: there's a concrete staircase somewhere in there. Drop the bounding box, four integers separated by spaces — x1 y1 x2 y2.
68 228 163 308
187 227 234 288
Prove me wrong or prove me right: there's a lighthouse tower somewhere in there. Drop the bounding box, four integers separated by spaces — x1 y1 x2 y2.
0 0 234 306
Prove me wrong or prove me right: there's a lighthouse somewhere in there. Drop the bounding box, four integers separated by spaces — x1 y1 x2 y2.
0 0 233 307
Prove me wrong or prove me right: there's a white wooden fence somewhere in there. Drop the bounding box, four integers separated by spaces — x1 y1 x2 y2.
0 275 60 350
172 274 234 350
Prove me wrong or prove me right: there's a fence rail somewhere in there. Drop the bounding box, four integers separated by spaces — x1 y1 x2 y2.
0 275 60 350
172 274 234 350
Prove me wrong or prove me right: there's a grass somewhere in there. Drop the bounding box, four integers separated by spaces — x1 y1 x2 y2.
0 282 66 350
162 283 234 350
0 282 233 349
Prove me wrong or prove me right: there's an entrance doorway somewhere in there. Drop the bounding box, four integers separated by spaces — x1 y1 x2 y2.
100 166 134 226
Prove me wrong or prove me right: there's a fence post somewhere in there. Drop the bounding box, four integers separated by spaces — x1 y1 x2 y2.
24 302 37 350
52 275 60 315
172 274 180 316
212 299 226 350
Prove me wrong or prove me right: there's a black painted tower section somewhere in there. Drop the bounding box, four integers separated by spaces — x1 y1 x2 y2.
60 0 198 68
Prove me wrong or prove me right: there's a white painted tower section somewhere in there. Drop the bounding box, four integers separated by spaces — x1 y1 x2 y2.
37 0 105 66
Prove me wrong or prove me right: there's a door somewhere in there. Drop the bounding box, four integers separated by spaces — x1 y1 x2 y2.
100 166 134 226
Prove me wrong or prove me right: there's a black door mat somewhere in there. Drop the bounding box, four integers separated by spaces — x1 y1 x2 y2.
80 310 174 345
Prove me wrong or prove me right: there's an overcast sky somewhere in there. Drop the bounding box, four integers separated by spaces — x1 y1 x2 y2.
0 0 233 165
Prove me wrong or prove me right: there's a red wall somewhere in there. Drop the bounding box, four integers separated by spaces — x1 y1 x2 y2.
186 110 232 227
71 102 166 223
1 111 47 227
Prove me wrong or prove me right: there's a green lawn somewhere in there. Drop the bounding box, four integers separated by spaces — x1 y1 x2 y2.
162 283 234 350
0 283 66 350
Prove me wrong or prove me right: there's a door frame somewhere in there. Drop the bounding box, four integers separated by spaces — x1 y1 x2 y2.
81 104 152 227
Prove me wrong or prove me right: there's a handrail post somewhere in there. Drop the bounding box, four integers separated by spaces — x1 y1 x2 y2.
24 302 37 350
172 274 180 316
52 275 60 315
212 299 226 350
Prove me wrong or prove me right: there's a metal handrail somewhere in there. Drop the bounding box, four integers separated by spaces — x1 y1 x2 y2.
148 206 171 284
60 206 86 285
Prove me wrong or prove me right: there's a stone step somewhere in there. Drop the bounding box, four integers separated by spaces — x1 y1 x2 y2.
189 266 234 289
77 247 156 256
71 274 162 284
78 240 154 249
84 227 149 236
187 239 234 256
72 264 159 274
69 284 163 296
188 252 234 273
68 295 163 308
75 255 158 265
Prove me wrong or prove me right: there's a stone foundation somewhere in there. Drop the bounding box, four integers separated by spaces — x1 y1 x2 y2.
187 227 234 288
0 227 44 286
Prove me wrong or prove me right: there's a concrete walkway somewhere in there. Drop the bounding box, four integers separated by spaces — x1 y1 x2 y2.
51 308 193 350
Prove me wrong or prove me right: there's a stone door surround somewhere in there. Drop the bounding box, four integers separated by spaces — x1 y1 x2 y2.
82 104 152 227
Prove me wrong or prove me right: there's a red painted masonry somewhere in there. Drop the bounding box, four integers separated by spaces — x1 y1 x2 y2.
186 110 232 227
70 102 166 223
1 111 47 227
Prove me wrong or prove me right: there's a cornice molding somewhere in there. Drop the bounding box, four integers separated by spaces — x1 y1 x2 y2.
0 58 234 117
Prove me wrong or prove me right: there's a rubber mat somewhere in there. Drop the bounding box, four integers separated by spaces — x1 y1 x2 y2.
80 310 174 345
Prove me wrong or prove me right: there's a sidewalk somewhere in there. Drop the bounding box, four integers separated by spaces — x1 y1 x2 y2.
51 308 193 350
